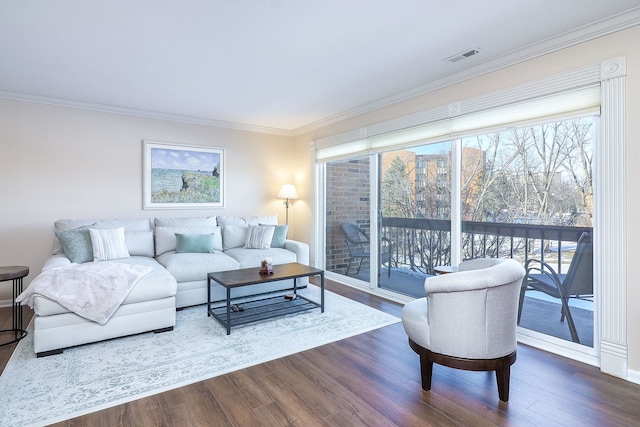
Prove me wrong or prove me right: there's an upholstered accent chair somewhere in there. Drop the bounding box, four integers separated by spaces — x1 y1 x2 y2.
402 258 525 402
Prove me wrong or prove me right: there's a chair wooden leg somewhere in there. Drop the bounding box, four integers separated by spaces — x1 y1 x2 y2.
496 364 511 402
419 353 434 391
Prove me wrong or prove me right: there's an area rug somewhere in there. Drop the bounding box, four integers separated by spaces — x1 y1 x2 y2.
0 285 400 427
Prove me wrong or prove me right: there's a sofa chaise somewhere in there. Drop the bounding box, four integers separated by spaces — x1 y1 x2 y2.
27 215 309 356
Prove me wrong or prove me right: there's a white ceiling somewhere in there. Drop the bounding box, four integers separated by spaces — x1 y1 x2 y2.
1 1 639 134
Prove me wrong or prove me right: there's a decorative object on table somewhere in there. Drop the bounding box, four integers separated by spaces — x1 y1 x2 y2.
0 266 29 346
143 140 225 209
0 285 400 427
277 184 298 225
260 257 274 274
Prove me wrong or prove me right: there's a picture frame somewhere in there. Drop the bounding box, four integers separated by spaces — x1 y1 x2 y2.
143 140 225 209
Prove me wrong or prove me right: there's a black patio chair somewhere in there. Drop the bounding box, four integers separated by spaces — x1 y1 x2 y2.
340 222 392 277
517 232 593 343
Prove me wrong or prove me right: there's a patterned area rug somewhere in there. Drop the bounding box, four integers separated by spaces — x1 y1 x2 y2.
0 285 399 427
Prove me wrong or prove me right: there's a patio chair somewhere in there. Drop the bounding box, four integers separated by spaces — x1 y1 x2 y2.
340 222 392 277
402 258 525 402
517 232 593 344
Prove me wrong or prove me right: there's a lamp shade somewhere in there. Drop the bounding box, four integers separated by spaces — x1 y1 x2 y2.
277 184 299 200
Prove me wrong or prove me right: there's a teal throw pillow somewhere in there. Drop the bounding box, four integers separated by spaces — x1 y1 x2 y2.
54 226 94 263
261 223 288 248
175 233 216 253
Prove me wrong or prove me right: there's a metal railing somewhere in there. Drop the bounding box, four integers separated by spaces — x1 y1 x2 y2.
381 217 592 276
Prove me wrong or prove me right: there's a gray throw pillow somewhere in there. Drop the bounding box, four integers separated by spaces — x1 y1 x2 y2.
175 233 216 253
261 223 288 248
54 225 94 263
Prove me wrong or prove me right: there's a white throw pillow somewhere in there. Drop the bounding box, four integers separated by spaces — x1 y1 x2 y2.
89 227 131 261
125 230 154 257
222 225 249 250
244 225 276 249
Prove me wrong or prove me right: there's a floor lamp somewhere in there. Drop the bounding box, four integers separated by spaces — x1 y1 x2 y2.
277 184 298 225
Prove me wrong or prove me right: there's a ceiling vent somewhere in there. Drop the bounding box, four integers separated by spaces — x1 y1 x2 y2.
445 48 480 63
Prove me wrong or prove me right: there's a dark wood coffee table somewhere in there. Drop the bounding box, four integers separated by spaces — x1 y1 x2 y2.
207 262 324 335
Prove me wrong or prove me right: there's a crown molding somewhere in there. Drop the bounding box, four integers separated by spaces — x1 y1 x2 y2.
293 7 640 137
0 90 294 137
2 7 638 139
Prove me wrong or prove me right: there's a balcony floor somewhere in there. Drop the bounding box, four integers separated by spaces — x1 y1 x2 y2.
346 266 594 347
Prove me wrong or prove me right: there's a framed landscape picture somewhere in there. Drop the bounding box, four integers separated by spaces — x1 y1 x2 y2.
143 140 225 209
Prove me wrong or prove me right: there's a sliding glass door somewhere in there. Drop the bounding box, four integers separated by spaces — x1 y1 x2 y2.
322 115 596 349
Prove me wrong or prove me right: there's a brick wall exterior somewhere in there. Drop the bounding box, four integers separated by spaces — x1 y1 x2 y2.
325 157 371 273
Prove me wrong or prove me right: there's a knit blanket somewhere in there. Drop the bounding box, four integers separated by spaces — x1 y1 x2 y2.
17 262 153 325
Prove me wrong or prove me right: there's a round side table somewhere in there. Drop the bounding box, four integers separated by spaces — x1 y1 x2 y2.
0 266 29 346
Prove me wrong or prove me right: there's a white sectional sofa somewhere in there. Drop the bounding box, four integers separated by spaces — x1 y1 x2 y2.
29 215 309 357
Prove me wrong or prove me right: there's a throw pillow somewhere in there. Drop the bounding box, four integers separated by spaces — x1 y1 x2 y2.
221 225 249 250
175 233 216 253
155 225 222 255
244 225 276 249
54 226 94 263
124 230 155 257
89 227 131 261
260 223 288 248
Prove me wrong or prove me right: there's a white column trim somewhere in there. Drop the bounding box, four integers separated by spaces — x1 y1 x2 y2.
598 56 627 377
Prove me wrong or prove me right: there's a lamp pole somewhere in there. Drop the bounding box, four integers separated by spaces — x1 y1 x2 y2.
278 184 298 225
284 198 291 225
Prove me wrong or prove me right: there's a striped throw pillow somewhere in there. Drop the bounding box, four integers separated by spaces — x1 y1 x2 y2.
89 227 131 261
244 225 275 249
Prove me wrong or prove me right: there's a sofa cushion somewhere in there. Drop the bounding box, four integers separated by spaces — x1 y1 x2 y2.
223 247 297 269
155 251 240 283
221 225 248 250
155 226 222 255
175 233 216 253
244 225 275 249
33 256 177 317
53 218 152 255
217 215 278 227
89 227 130 261
154 216 217 228
125 230 154 257
54 226 94 263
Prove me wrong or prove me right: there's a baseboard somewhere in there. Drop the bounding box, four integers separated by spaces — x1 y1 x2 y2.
0 299 12 309
626 369 640 385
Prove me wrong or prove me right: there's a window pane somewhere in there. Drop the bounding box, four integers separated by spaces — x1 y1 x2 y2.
379 142 452 297
461 117 595 347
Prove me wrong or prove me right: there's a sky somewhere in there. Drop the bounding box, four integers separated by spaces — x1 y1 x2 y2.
151 147 220 172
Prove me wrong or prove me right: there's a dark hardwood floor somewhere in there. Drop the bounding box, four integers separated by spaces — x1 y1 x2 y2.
2 280 640 426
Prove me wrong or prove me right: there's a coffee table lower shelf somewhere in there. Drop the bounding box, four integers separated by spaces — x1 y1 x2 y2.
208 293 320 331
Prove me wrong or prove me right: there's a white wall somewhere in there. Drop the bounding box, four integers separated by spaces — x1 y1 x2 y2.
0 99 297 299
295 26 640 372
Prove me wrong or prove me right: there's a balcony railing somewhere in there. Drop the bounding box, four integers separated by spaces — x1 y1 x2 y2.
381 216 592 275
